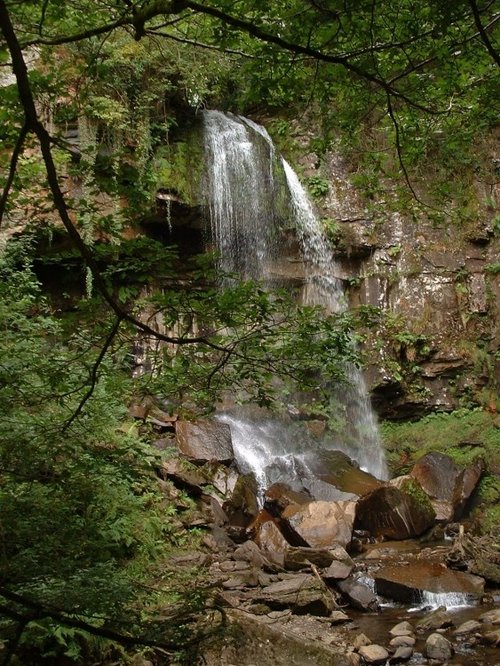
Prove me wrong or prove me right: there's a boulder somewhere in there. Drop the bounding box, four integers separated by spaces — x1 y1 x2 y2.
389 636 415 648
322 560 353 581
233 540 267 568
453 620 481 635
389 621 414 637
160 457 206 494
481 629 500 646
264 482 311 515
389 646 413 663
358 645 389 664
352 633 372 649
337 577 379 612
254 573 334 616
256 519 289 553
375 560 484 603
300 450 382 498
480 608 500 625
200 608 353 666
223 472 259 525
282 500 356 548
415 606 453 631
355 485 435 539
425 633 453 661
176 419 234 464
409 451 484 520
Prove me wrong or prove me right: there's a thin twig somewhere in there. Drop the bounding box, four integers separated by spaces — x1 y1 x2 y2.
62 316 123 432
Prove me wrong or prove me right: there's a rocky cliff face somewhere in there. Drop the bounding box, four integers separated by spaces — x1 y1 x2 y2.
323 158 498 418
155 123 498 420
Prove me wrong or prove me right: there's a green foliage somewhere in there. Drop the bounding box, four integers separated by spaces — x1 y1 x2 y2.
307 175 329 199
0 245 210 663
381 409 500 532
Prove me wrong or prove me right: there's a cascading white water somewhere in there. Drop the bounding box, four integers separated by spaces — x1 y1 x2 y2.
202 110 387 492
202 110 280 281
414 591 474 611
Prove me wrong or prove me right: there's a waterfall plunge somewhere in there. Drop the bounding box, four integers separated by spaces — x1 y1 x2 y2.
202 110 387 491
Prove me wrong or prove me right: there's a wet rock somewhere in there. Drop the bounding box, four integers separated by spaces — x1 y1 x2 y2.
389 646 413 663
480 608 500 625
322 560 353 580
425 633 453 661
176 419 234 464
389 636 415 648
282 500 356 548
415 606 454 631
374 560 484 603
223 472 259 525
337 577 379 612
453 619 481 635
481 629 500 646
389 621 414 637
358 644 389 664
264 482 311 514
254 573 334 616
355 485 435 539
300 450 382 498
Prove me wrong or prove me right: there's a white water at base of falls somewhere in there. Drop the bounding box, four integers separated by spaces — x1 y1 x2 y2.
202 110 388 492
410 591 475 611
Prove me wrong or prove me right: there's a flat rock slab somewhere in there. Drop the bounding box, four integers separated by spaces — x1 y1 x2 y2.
254 573 334 616
284 545 353 571
375 560 484 603
201 608 353 666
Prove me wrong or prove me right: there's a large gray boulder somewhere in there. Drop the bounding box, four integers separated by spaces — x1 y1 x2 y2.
176 419 234 463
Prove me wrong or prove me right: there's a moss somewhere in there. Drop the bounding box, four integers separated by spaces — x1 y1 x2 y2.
399 477 434 515
154 129 205 205
380 408 499 476
381 409 500 534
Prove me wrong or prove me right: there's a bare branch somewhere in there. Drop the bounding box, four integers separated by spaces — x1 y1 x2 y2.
468 0 500 66
62 316 124 433
0 123 28 226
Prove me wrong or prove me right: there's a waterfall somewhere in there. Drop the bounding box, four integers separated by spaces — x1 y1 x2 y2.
202 110 387 493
